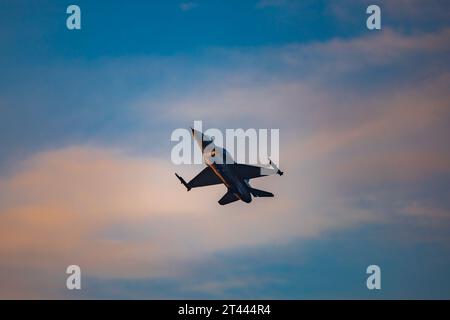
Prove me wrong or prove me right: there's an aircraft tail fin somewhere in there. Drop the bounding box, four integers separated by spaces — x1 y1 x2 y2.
249 188 274 198
218 190 239 205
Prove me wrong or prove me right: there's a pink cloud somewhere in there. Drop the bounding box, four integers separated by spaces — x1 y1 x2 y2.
0 145 377 297
2 26 450 298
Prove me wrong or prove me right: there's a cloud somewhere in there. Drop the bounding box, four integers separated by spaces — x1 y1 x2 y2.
1 18 450 298
149 26 450 238
151 27 450 124
327 0 450 29
382 0 450 21
256 0 287 8
179 2 197 11
0 144 380 298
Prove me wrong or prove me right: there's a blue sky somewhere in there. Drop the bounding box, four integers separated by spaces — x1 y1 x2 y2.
1 1 360 60
0 0 450 299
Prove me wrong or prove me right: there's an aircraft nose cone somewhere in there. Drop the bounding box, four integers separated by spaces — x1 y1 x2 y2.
243 193 252 203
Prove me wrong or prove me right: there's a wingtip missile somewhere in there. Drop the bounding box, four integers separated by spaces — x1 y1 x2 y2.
175 173 191 191
269 158 284 176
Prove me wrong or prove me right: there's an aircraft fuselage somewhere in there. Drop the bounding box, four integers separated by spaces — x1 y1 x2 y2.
206 158 252 203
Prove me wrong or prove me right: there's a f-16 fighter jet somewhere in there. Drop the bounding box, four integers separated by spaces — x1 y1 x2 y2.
175 128 283 205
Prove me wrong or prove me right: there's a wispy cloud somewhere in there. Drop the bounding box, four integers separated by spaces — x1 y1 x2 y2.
256 0 287 8
179 2 197 11
0 144 379 298
1 1 450 298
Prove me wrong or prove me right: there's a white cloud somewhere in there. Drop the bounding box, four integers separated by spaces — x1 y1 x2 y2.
179 2 197 11
0 144 379 297
2 25 450 298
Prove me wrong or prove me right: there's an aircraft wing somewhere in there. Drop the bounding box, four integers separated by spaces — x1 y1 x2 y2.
232 164 275 180
188 167 223 188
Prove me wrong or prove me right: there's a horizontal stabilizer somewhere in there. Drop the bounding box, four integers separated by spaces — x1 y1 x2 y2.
218 190 239 205
249 188 274 198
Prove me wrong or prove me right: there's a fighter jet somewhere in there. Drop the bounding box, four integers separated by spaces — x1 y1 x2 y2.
175 128 283 205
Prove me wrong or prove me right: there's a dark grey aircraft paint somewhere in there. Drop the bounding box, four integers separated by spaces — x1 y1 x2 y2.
175 128 283 205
